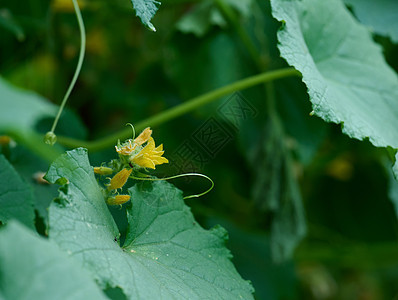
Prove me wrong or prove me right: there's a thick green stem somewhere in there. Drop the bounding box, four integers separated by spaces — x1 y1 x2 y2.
57 67 300 151
46 0 85 140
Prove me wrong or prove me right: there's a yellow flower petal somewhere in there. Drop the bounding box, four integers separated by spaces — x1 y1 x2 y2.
131 155 156 169
153 156 168 164
145 137 155 150
154 144 163 151
134 127 152 146
108 168 132 190
130 137 168 169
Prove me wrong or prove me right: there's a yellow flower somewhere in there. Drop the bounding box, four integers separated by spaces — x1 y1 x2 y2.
115 139 135 156
115 127 152 156
130 137 168 169
107 195 131 205
107 168 132 190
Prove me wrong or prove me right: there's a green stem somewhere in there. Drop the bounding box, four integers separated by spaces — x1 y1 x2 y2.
49 0 86 135
57 67 300 151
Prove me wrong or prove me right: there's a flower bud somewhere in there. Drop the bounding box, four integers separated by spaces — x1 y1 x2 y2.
107 168 132 190
107 195 131 205
94 166 114 175
44 131 57 145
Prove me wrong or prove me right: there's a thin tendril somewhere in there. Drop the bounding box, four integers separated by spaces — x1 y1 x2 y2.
49 0 86 135
130 173 214 199
126 123 136 140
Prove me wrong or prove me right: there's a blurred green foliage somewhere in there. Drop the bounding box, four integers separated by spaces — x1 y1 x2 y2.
1 0 398 298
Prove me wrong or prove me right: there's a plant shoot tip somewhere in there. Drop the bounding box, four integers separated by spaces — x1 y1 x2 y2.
44 131 57 146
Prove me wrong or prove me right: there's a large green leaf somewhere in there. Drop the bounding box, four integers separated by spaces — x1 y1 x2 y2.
0 155 34 228
0 77 55 132
9 146 59 224
0 77 61 161
46 148 254 300
271 0 398 149
131 0 161 31
344 0 398 43
0 77 86 221
0 221 108 300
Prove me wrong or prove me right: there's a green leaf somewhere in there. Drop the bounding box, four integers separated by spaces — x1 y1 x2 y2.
9 146 59 224
0 155 34 228
344 0 398 43
176 0 253 37
46 148 254 300
0 74 87 222
0 77 55 132
130 0 161 31
0 221 108 300
176 2 216 37
271 0 398 149
249 122 306 262
0 77 61 161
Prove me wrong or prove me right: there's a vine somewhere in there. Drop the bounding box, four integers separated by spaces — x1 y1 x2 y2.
44 0 86 146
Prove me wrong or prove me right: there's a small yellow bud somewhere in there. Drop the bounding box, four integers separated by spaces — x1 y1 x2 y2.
108 168 132 190
94 166 114 175
106 195 131 205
